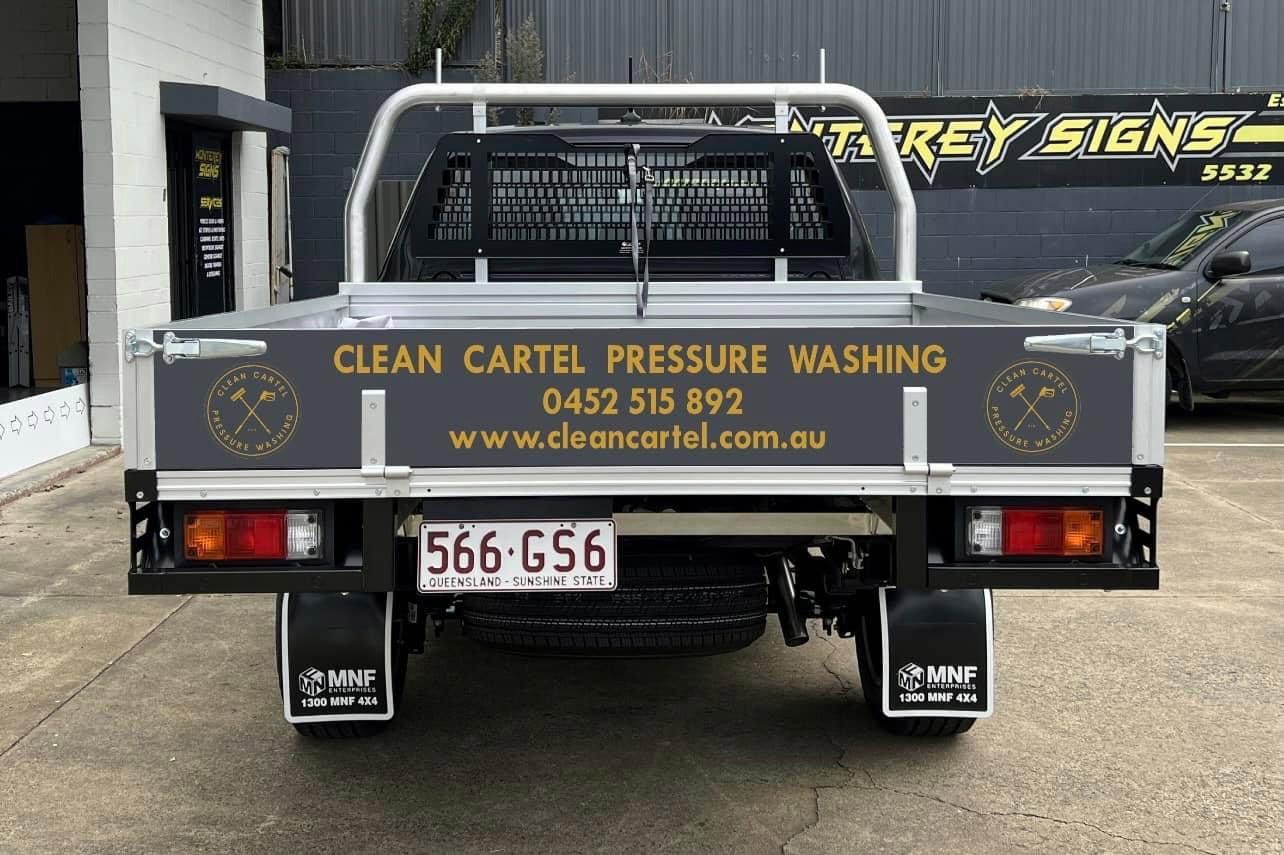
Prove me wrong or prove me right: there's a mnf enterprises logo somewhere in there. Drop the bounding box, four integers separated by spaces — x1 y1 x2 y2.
297 666 380 698
897 663 926 692
897 662 979 693
298 667 327 697
716 92 1284 188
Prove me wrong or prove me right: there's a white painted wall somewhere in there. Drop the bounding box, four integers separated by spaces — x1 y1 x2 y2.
78 0 270 444
0 0 79 102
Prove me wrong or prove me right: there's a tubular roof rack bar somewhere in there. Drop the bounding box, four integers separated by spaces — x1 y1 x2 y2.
343 83 917 283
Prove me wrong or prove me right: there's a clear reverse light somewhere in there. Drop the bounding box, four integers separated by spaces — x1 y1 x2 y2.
967 507 1004 557
1016 296 1073 312
286 511 323 559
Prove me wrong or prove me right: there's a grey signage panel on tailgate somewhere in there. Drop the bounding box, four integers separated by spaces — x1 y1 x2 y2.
151 325 1134 470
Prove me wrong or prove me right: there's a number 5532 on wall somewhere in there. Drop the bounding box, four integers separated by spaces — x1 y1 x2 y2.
1201 163 1273 182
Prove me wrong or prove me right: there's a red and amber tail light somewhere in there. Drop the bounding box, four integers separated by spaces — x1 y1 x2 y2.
184 510 322 561
966 507 1104 558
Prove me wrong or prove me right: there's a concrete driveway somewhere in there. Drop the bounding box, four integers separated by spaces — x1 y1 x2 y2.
1 401 1281 854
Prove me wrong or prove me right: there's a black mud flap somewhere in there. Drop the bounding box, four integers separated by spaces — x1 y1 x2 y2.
279 592 394 725
879 588 994 719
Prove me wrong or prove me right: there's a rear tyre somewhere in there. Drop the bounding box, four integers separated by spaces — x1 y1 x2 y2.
852 596 975 737
462 551 767 657
274 594 409 738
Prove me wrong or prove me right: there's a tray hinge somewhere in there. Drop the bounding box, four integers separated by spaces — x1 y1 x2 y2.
927 463 955 496
361 465 412 481
902 387 953 493
902 387 928 475
360 390 412 485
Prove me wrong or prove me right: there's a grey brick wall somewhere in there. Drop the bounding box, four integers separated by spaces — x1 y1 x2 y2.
269 68 1283 299
855 185 1282 291
268 68 474 298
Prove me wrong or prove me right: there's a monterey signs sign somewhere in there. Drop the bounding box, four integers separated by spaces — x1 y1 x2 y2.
713 92 1284 189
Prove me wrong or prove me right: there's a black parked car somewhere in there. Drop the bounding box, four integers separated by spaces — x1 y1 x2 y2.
983 199 1284 409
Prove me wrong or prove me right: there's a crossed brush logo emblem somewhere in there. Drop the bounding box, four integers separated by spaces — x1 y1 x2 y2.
206 364 299 458
228 386 277 434
1007 382 1057 431
985 360 1079 454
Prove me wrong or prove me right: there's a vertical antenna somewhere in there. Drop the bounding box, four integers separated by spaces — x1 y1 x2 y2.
434 47 443 112
622 55 641 123
818 48 828 112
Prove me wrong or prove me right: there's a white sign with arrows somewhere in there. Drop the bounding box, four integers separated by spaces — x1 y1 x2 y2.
0 384 90 479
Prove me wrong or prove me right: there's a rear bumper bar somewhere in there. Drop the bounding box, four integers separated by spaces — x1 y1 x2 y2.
127 561 1160 595
927 566 1158 590
129 569 366 595
127 474 1160 595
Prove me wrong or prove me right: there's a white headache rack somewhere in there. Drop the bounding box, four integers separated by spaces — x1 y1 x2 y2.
342 82 918 286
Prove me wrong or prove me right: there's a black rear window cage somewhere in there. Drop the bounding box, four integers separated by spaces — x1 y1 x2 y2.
403 132 850 260
430 153 473 242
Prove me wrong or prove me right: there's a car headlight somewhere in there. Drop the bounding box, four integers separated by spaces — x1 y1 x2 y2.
1016 296 1073 312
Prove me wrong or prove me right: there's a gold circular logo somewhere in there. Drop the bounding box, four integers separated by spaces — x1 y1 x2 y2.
985 360 1079 454
205 364 300 458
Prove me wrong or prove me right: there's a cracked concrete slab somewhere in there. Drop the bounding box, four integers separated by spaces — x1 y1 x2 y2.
0 454 132 599
0 446 120 509
0 596 840 854
0 403 1282 853
0 595 186 756
790 784 1216 855
787 596 1284 855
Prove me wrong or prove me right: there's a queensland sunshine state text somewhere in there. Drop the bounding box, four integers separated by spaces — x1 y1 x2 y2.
332 342 948 376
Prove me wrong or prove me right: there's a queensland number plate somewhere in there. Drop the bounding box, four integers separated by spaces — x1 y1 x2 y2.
417 519 617 593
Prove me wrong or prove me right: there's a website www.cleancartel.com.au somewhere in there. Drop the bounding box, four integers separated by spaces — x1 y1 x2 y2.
447 421 827 453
